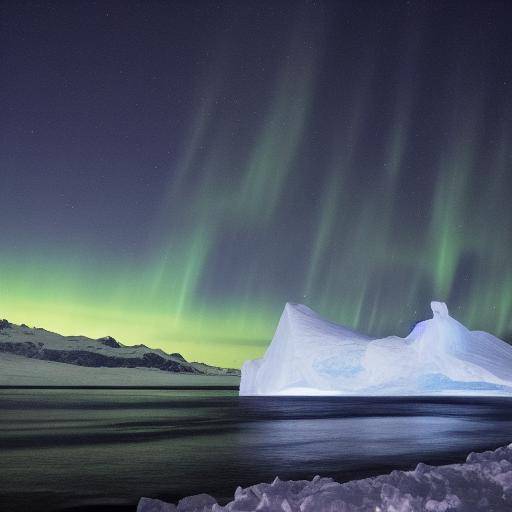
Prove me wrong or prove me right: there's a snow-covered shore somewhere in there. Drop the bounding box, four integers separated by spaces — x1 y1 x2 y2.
137 443 512 511
0 318 240 386
0 353 240 387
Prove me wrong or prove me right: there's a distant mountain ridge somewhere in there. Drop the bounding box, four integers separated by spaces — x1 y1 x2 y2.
0 319 240 377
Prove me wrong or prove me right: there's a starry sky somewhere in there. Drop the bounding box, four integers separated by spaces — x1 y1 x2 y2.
1 1 511 367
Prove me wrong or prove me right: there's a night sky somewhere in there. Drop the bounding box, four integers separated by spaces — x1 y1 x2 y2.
1 1 511 367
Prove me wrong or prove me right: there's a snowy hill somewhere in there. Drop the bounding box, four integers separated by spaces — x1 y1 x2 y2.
0 319 240 386
240 301 512 396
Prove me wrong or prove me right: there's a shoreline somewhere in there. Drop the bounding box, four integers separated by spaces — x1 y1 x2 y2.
138 443 512 511
0 385 239 390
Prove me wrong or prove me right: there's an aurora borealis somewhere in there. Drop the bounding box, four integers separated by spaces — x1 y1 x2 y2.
1 1 511 367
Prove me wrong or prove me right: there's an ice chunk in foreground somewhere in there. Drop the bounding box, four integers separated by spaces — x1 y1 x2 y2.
138 443 512 511
240 301 512 396
137 497 177 511
137 494 218 512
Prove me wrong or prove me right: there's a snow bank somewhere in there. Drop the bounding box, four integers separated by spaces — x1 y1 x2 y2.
240 301 512 396
137 443 512 511
0 353 240 387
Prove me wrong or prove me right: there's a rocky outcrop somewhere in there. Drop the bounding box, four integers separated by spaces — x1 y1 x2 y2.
0 341 42 357
0 319 12 331
97 336 121 348
0 341 198 373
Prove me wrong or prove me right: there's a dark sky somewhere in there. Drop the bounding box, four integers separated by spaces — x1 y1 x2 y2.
1 0 512 366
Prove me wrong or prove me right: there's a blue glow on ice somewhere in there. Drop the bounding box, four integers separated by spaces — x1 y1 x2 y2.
240 302 512 396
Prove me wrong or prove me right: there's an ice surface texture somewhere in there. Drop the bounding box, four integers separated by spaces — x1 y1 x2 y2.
240 302 512 396
137 443 512 511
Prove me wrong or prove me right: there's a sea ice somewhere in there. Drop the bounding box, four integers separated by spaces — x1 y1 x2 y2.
240 301 512 396
137 443 512 511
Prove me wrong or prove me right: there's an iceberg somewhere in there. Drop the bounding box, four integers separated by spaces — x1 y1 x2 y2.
240 301 512 396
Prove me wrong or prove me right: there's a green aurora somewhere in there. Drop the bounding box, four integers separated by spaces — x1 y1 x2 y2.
1 2 511 367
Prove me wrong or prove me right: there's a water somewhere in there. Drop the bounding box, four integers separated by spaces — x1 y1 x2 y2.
1 389 512 512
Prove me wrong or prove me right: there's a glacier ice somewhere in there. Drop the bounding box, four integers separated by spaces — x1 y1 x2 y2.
137 443 512 511
239 301 512 396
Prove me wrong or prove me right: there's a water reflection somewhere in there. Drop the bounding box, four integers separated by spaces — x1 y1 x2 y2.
1 391 512 512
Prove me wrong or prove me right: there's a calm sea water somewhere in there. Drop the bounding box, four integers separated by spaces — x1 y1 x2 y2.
1 389 512 512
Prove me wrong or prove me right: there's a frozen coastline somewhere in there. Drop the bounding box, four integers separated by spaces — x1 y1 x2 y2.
138 443 512 511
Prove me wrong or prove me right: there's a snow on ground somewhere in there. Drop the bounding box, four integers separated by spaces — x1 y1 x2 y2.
0 353 240 387
138 443 512 511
